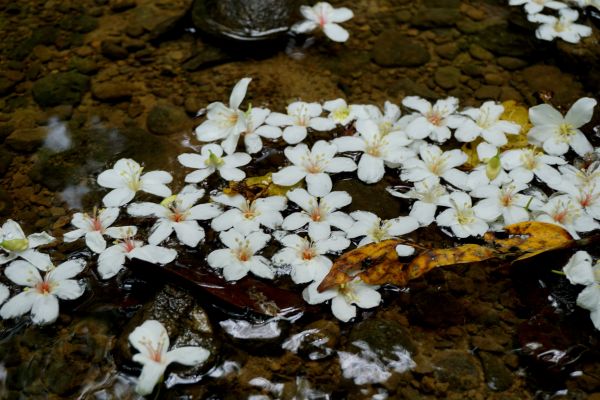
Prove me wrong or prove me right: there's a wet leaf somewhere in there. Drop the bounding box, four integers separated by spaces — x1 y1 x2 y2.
406 244 498 280
224 172 302 200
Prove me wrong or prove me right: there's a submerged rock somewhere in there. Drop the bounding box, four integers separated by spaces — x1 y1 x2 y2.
146 103 190 135
5 127 47 152
432 350 483 391
479 351 514 392
372 30 430 67
349 319 417 358
32 71 89 107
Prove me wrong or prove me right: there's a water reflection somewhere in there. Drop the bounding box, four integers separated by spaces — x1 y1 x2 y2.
220 319 282 339
60 183 91 210
43 117 71 152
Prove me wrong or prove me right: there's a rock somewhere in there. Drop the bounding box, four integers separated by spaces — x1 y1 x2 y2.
484 73 505 86
474 85 501 100
110 0 137 12
0 147 14 175
348 319 417 359
126 0 195 40
479 352 513 391
0 188 12 216
469 44 494 61
5 127 47 152
59 14 98 33
497 56 528 70
100 40 129 60
291 320 339 360
424 0 460 6
70 57 99 75
473 23 537 57
221 318 287 353
0 77 16 97
373 30 430 67
182 46 233 71
191 0 300 42
32 71 89 107
146 103 190 135
0 125 15 142
500 86 523 102
435 43 461 60
409 290 466 327
434 66 461 90
433 351 482 391
91 81 134 102
520 65 584 106
412 8 461 28
389 77 439 100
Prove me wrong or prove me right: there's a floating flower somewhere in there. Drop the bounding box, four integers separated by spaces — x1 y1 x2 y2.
333 119 414 183
292 2 354 42
282 188 353 241
178 144 251 183
346 211 419 246
500 147 565 185
528 8 592 43
127 186 222 247
211 193 286 235
388 177 450 226
63 207 135 253
129 320 210 396
207 229 273 281
562 251 600 330
470 182 541 226
97 231 177 279
323 99 367 126
221 107 282 155
402 96 459 143
509 0 567 15
436 191 492 238
266 101 335 144
272 140 357 197
362 101 403 136
0 220 54 271
0 259 85 325
303 277 381 322
97 159 172 207
273 233 349 284
400 144 468 189
535 194 599 239
195 77 251 144
0 283 7 306
528 97 596 156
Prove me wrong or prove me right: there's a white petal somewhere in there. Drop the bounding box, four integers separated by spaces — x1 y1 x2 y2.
85 231 106 253
331 296 356 322
98 246 126 279
148 220 174 245
282 126 308 144
563 251 595 286
48 259 86 281
0 291 35 319
52 279 85 300
396 244 415 257
565 97 596 128
306 173 333 197
529 104 563 126
30 294 59 325
103 188 136 207
357 154 385 184
5 260 42 286
130 245 177 265
272 166 306 187
229 78 251 109
165 346 210 367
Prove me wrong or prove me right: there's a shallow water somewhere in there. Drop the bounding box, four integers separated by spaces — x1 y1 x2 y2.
0 0 600 399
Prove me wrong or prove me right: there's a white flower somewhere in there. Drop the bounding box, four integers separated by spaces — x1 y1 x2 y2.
436 191 491 238
470 182 541 226
97 158 172 207
535 194 599 239
346 211 419 246
558 162 600 190
222 107 282 155
211 193 286 235
127 186 222 247
323 99 367 126
0 220 54 270
63 208 135 253
333 119 414 184
401 144 468 189
466 161 513 190
509 0 567 14
266 101 335 144
569 0 600 9
361 101 402 135
501 147 566 185
303 277 381 322
178 143 251 183
0 259 85 325
453 101 521 159
0 283 7 307
207 229 273 281
282 188 353 241
562 251 600 330
402 96 459 143
528 8 592 43
97 232 177 279
387 177 450 226
528 97 596 156
273 233 349 284
292 2 354 42
272 140 357 197
195 77 251 144
554 178 600 219
129 320 210 396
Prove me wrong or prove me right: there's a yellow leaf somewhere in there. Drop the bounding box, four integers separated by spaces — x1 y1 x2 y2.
407 244 497 280
223 172 302 200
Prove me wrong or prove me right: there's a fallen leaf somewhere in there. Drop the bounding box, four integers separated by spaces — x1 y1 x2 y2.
406 244 497 280
224 172 301 201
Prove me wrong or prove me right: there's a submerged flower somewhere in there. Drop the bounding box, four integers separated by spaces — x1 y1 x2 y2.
97 232 177 279
127 186 222 247
63 207 134 253
195 78 251 144
272 141 357 197
388 177 450 226
501 147 566 185
97 159 172 207
528 8 592 43
562 251 600 330
129 320 210 396
282 188 353 241
528 97 596 156
346 211 419 246
535 194 599 238
401 144 468 189
292 2 354 42
0 259 85 325
509 0 567 14
436 192 492 238
333 119 414 183
178 143 251 183
402 96 459 143
211 193 286 235
273 233 349 284
266 101 335 144
303 277 381 322
0 220 54 270
207 229 273 281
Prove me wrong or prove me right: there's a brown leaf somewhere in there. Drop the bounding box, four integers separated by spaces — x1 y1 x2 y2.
406 244 498 280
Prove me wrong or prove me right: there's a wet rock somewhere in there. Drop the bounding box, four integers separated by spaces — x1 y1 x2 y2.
412 8 461 28
5 127 47 152
409 289 466 327
146 103 190 135
349 319 417 359
70 56 99 75
100 40 129 60
432 350 482 391
0 77 16 97
192 0 300 42
473 23 537 57
110 0 137 12
0 124 15 142
59 14 98 33
373 30 430 67
479 351 513 391
182 46 233 71
0 188 13 216
434 66 461 90
435 42 461 60
469 44 494 61
389 77 439 100
520 65 584 106
32 71 89 108
292 320 339 360
8 26 59 61
424 0 460 6
91 81 134 102
221 318 287 353
474 85 501 100
497 56 528 70
0 147 13 175
126 0 194 40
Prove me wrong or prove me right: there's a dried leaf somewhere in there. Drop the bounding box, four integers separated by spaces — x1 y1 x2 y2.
406 244 498 280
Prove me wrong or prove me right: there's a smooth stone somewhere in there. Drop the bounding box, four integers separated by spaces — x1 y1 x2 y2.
469 43 494 61
0 147 14 175
5 127 47 152
473 23 537 57
435 42 460 60
91 81 134 102
432 351 483 391
373 30 430 67
389 77 439 100
497 56 528 70
520 65 584 106
146 103 190 135
32 71 89 107
412 8 461 28
479 352 514 391
434 66 461 89
100 40 129 60
474 85 501 100
409 289 466 327
349 319 417 359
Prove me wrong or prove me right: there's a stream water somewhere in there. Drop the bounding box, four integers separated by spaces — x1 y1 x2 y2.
0 0 599 399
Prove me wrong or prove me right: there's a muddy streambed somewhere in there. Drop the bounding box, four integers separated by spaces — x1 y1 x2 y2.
0 0 600 399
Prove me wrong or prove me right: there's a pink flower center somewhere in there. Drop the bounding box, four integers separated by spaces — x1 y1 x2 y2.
302 248 315 260
123 240 136 253
35 280 52 295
